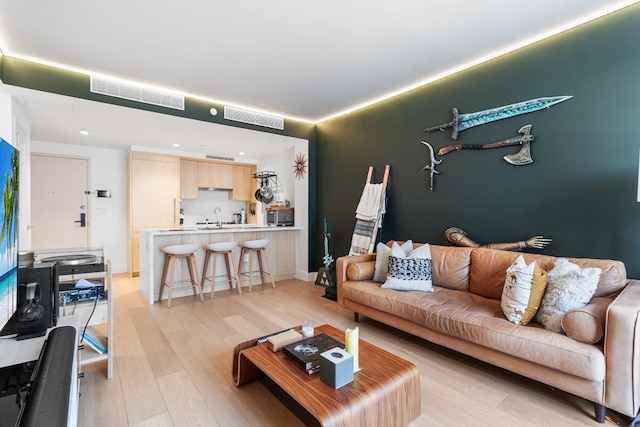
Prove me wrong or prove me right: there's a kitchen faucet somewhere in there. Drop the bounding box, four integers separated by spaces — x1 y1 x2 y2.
214 207 222 227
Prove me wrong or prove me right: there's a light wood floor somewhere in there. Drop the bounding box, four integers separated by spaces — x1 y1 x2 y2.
77 276 619 426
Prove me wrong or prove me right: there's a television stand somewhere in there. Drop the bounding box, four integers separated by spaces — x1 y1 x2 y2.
0 318 80 427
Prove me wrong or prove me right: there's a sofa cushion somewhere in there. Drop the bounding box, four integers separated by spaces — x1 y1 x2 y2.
346 261 376 281
373 240 413 282
561 297 609 344
340 280 605 382
389 242 472 291
382 243 433 292
430 245 473 291
469 247 627 300
501 255 548 325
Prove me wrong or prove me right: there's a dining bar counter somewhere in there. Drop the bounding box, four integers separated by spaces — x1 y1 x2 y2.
139 225 301 304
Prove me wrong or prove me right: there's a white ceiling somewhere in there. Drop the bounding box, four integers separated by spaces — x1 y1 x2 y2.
0 0 637 157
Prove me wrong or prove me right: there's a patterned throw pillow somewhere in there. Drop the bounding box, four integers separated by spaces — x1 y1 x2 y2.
501 255 548 325
381 243 433 292
373 240 413 282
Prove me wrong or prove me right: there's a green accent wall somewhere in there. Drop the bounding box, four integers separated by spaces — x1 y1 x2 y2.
316 4 640 277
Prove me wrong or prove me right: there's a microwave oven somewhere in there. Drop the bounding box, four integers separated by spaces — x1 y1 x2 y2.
266 207 294 226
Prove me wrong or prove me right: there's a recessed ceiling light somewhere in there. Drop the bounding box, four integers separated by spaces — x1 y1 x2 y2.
173 143 180 147
210 108 218 116
80 129 89 135
238 152 245 156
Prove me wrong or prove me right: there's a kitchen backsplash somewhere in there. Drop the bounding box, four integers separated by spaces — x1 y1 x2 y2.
181 189 247 225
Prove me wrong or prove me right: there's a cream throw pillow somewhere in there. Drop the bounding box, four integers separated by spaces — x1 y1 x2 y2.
373 240 412 282
381 243 433 292
501 255 548 325
536 258 601 333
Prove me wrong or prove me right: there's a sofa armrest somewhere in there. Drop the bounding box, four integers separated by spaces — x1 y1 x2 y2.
604 279 640 417
336 254 376 306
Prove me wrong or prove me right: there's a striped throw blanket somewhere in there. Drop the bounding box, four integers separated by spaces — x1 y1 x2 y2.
349 219 376 255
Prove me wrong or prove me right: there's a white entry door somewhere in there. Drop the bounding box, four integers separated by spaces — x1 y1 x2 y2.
30 154 90 250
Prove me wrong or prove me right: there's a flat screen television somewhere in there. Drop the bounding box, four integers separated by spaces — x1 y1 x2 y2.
0 137 19 335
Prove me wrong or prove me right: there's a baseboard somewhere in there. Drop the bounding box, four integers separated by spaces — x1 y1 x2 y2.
296 270 315 282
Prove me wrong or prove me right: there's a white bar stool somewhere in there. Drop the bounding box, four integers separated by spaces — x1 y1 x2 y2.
158 244 203 307
201 241 239 299
237 239 275 293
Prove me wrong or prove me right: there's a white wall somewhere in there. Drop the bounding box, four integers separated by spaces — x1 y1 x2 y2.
30 140 129 273
0 94 12 141
258 138 310 279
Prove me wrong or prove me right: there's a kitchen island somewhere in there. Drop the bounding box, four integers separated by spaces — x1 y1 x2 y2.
139 225 301 305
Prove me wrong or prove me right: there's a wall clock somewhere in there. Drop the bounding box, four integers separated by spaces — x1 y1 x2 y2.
293 152 307 180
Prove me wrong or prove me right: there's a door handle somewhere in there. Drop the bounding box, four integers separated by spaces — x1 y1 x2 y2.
74 213 86 227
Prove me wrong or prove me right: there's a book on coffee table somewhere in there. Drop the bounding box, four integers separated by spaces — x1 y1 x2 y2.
282 333 344 373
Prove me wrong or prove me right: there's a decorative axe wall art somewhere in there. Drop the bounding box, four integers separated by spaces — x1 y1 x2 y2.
438 125 535 166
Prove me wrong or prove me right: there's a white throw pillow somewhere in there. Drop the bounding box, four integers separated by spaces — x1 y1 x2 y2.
535 258 601 333
373 240 413 282
501 255 548 325
381 243 433 292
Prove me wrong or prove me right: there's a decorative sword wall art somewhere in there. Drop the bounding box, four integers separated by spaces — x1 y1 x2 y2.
424 95 572 140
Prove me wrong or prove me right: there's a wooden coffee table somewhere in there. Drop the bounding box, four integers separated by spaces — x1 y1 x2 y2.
233 324 420 427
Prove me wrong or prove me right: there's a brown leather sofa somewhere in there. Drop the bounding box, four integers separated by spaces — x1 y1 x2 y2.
336 242 640 423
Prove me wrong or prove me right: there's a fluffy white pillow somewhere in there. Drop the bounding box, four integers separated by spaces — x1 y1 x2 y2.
501 255 548 325
381 243 433 292
373 240 412 282
535 258 601 333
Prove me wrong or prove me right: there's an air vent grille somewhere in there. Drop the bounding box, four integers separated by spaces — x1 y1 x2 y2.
90 76 185 110
205 155 235 162
224 106 284 130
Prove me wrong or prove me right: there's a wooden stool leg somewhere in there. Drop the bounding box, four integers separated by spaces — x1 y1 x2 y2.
159 253 170 302
237 248 246 293
262 248 276 289
187 254 203 301
247 249 254 293
257 249 266 287
201 250 211 296
167 255 176 308
230 251 241 295
224 251 234 290
210 251 218 300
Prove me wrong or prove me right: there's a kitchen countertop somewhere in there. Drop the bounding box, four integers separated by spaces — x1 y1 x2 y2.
147 225 300 234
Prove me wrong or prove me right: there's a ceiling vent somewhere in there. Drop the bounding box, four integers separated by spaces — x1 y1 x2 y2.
90 76 185 110
224 106 284 130
206 154 235 162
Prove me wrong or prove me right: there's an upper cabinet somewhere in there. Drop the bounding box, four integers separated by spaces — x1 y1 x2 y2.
198 162 233 189
231 164 257 201
179 158 255 201
180 159 199 199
